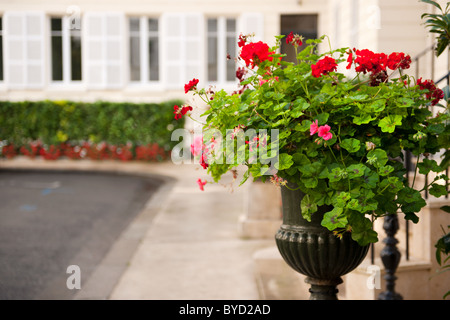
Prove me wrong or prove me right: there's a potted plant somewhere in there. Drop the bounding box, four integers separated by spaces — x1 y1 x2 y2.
175 33 449 299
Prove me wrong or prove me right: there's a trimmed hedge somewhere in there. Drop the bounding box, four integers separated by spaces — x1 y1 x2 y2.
0 99 184 161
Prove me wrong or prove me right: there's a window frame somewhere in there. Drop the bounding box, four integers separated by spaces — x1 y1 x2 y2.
48 15 83 87
127 15 161 88
206 16 238 87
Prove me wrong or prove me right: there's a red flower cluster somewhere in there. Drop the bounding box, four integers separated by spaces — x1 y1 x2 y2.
286 32 303 47
1 144 17 158
240 41 274 68
353 49 411 74
40 145 62 160
1 141 170 162
184 78 199 93
238 34 249 48
20 141 41 158
417 77 444 106
135 144 168 161
173 105 193 120
311 56 338 78
387 52 411 70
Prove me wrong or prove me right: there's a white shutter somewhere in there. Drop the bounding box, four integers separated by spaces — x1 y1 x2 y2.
4 11 45 89
161 13 204 89
239 13 264 41
84 12 125 89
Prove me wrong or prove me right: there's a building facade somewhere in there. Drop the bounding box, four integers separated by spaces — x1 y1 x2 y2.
0 0 447 103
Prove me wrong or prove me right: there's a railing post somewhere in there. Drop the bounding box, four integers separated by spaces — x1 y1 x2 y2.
378 213 403 300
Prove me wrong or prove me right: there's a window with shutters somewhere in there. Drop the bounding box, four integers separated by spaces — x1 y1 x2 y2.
50 16 82 83
207 17 237 84
128 16 160 84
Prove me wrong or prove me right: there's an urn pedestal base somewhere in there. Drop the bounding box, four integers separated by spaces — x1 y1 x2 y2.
305 277 343 300
275 184 369 300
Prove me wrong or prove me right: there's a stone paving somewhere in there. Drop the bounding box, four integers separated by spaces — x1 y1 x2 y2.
0 158 274 300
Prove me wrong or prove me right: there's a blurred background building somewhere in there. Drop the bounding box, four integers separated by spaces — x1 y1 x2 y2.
0 0 447 103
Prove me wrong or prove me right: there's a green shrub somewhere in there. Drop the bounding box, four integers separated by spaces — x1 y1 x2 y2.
0 99 184 159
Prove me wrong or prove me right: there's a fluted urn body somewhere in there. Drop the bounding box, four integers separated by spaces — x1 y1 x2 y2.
275 184 369 300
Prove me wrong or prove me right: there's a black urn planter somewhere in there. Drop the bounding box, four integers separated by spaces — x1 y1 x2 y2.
275 184 369 300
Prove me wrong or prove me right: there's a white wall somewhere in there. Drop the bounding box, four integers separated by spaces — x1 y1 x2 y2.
0 0 446 102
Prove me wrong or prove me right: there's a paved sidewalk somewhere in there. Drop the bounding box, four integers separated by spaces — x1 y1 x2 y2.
0 158 274 300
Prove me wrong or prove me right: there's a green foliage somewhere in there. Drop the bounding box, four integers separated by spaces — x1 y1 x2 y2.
0 99 184 152
420 0 450 57
192 35 450 247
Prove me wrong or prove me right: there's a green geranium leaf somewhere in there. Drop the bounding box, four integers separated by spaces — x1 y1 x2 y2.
275 153 293 170
294 120 312 132
404 212 419 223
333 191 351 207
378 165 394 176
370 99 386 112
429 184 448 197
379 176 403 193
321 207 348 231
301 176 318 188
347 198 377 213
362 168 379 189
347 164 367 179
301 194 317 221
293 97 310 111
292 152 310 166
426 123 445 135
378 115 403 133
341 138 361 153
366 149 388 167
399 195 427 214
299 162 323 177
348 212 378 246
328 167 346 182
290 109 304 118
353 114 375 125
397 187 423 204
418 158 442 175
346 189 377 213
396 97 414 108
315 112 330 125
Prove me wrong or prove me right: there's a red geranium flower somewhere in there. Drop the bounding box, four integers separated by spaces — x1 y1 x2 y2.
286 32 303 47
240 41 274 68
354 49 387 75
417 77 444 106
174 105 193 120
346 50 353 70
238 34 248 47
311 56 338 78
387 52 411 70
184 78 199 93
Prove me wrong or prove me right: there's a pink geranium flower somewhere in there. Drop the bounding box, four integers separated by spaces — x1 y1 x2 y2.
318 125 333 141
310 120 319 135
190 135 205 157
197 178 207 191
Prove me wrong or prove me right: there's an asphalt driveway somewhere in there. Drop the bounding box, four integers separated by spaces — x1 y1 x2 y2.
0 169 160 300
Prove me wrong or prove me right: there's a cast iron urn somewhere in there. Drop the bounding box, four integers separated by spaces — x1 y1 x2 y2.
275 183 369 300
